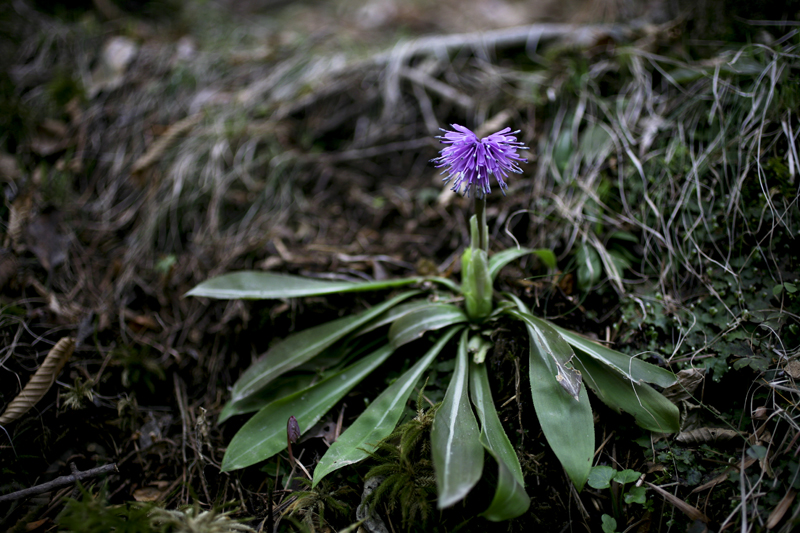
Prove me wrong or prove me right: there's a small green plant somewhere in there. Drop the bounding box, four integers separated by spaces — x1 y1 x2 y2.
152 504 255 533
61 377 95 410
116 346 166 393
57 485 158 533
188 125 679 519
588 465 650 531
57 486 255 533
361 399 438 528
285 478 354 531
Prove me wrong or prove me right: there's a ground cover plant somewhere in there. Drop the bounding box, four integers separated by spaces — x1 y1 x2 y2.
1 1 799 532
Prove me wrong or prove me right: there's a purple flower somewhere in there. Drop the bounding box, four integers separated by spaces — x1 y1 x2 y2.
433 124 527 198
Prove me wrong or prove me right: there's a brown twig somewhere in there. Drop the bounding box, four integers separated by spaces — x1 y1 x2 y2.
0 463 118 502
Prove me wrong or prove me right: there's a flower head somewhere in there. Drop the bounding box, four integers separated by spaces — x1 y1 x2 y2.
432 124 527 198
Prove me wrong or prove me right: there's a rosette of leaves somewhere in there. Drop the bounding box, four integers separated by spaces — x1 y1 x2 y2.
188 231 679 521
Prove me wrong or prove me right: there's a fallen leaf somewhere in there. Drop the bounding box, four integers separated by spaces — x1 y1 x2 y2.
7 190 33 251
676 427 738 444
26 208 69 272
122 309 160 331
133 487 162 502
25 518 49 531
784 360 800 379
766 489 796 529
662 368 705 403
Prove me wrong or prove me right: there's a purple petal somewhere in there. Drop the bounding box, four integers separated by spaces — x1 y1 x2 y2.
433 125 528 198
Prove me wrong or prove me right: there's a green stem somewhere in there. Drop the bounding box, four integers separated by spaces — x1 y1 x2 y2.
474 196 487 252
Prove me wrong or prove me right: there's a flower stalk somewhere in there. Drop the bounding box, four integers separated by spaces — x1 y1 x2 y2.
474 196 487 252
432 124 527 321
462 212 492 321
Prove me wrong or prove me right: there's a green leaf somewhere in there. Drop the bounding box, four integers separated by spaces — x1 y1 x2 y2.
608 249 632 272
579 123 613 165
533 249 558 270
470 361 530 521
431 331 484 508
624 485 647 505
547 323 677 388
186 271 423 299
221 344 395 472
312 327 460 486
523 321 594 490
601 514 619 533
356 298 439 336
219 372 319 418
220 292 416 422
482 451 530 522
505 293 675 388
553 129 573 173
588 465 615 489
614 469 640 485
426 277 462 293
462 247 493 320
467 335 492 364
747 445 767 460
609 231 639 243
576 242 602 290
488 248 556 281
508 311 583 401
573 353 680 433
223 341 364 417
785 282 797 294
389 303 468 348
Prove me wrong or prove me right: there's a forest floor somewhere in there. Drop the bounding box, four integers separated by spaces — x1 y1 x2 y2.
1 1 799 532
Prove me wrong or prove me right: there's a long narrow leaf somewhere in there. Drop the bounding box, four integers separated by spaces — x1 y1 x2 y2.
220 372 319 418
389 303 467 348
225 340 364 417
220 292 416 422
525 321 594 491
431 331 484 508
488 248 556 281
483 451 531 522
356 299 438 336
469 361 530 521
508 310 583 401
426 276 461 293
505 292 675 387
573 353 680 433
221 344 395 472
187 271 423 299
548 322 676 387
313 327 461 486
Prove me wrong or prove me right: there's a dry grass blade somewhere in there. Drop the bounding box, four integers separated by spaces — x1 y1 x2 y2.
0 337 76 426
766 489 796 530
690 457 757 494
646 481 710 523
131 113 203 176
